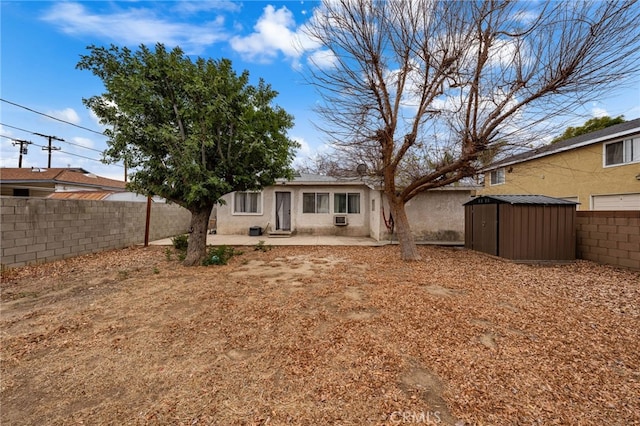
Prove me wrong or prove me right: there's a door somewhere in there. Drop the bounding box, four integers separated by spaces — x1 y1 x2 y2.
275 192 291 231
471 204 498 255
592 193 640 210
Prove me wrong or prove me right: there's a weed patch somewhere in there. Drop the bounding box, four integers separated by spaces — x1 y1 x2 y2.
202 245 241 266
171 234 189 251
254 240 273 252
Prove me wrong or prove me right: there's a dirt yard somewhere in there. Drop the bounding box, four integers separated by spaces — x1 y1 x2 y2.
1 245 638 425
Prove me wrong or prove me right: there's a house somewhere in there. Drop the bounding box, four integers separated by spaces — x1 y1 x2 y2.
216 173 477 242
0 167 131 199
480 118 640 210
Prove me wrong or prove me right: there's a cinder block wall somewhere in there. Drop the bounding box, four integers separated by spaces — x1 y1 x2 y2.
1 197 192 268
576 211 640 271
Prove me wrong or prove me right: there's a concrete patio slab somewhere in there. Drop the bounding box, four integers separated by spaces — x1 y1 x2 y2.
149 234 464 247
149 234 386 247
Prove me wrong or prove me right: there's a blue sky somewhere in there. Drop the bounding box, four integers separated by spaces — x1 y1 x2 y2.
2 1 639 181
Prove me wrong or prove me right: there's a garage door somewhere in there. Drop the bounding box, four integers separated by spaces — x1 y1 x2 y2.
592 193 640 210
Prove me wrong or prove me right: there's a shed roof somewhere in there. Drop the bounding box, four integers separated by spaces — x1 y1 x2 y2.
464 194 579 206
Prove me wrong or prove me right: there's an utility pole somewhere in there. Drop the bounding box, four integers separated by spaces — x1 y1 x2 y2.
12 139 32 168
35 133 63 168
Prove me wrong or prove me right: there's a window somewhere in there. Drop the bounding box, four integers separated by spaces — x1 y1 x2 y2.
303 192 329 213
13 188 29 197
490 168 505 185
605 138 640 166
334 193 360 214
234 191 261 214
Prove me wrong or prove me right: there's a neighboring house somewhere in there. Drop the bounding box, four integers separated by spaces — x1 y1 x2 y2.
216 173 477 242
480 118 640 210
0 167 127 198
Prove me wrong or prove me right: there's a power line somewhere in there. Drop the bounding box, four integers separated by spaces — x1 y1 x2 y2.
0 98 106 136
0 122 34 134
11 139 32 168
58 149 110 164
35 133 63 168
0 122 105 153
1 134 123 168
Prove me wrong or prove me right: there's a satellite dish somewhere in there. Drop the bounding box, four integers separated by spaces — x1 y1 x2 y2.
356 164 367 176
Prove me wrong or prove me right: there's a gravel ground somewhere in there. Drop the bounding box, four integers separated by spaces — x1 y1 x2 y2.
1 244 638 425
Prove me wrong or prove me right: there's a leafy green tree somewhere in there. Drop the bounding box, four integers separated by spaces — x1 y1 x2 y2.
78 44 298 266
551 116 626 143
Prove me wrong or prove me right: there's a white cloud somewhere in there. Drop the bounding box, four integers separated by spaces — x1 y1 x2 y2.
307 49 338 69
293 136 311 158
230 5 299 62
230 5 321 65
0 124 15 139
488 38 523 68
291 134 336 169
95 168 127 182
72 137 95 150
0 126 18 167
43 2 332 69
173 1 241 14
41 2 228 54
0 155 17 168
590 105 609 118
47 107 81 124
512 9 540 25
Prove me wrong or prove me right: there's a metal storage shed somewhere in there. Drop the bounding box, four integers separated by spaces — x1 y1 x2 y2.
464 195 578 262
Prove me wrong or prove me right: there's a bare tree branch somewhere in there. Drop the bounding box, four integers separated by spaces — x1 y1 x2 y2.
304 0 640 260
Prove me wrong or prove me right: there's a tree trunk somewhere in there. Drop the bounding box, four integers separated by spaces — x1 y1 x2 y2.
183 204 213 266
388 194 422 261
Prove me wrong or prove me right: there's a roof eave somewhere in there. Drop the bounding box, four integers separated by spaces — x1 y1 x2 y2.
275 180 369 186
483 123 640 172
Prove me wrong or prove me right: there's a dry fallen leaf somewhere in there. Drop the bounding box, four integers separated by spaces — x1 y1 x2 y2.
1 245 638 425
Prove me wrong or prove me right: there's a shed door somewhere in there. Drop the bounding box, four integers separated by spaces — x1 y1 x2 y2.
471 204 498 256
592 193 640 210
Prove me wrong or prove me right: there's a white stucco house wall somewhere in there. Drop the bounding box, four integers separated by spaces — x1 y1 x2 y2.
216 173 477 242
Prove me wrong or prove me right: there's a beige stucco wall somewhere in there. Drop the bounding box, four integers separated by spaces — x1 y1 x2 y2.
480 142 640 210
218 184 474 242
377 189 473 242
217 189 273 234
217 184 372 237
407 190 473 241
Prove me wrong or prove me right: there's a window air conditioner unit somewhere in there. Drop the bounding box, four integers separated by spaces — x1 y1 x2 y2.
334 215 348 226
